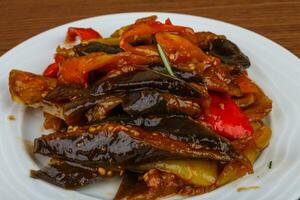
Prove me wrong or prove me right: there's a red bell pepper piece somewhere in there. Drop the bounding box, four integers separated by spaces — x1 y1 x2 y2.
201 93 253 140
65 27 102 43
43 54 65 78
120 16 198 57
165 18 173 25
54 54 65 63
43 63 59 77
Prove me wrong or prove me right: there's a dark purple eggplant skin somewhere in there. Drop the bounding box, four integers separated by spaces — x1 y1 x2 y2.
114 172 148 200
33 123 176 166
210 39 250 69
74 42 123 56
43 84 86 103
121 89 201 117
62 89 202 125
91 68 207 99
33 115 243 167
101 115 234 156
30 161 100 189
150 65 204 84
63 94 124 125
41 67 207 125
122 89 166 115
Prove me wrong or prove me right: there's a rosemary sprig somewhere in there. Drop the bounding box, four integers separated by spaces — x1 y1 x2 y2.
157 43 174 76
268 161 272 169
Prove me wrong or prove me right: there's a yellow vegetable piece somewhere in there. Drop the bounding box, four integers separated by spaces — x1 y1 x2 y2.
254 125 272 149
244 125 272 163
81 37 120 46
137 160 218 186
217 124 271 186
243 146 260 164
111 25 131 38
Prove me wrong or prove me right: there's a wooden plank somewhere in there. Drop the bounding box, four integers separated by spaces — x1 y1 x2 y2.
0 0 299 57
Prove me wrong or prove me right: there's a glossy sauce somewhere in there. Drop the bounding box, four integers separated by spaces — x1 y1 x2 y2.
91 68 207 99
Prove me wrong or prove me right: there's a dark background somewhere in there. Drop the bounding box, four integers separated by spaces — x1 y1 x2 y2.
0 0 299 57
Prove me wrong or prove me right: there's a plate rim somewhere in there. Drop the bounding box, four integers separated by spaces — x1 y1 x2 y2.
1 12 300 200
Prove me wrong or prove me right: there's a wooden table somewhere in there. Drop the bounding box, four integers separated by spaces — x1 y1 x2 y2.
0 0 299 57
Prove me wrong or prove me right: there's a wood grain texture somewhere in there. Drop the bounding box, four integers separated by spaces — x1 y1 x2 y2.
0 0 299 57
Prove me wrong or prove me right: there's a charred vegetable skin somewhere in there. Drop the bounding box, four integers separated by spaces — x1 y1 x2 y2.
209 39 250 69
73 42 123 56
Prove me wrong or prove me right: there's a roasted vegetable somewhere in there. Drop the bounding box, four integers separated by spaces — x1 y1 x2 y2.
9 70 57 104
134 160 218 186
91 67 209 100
210 38 250 69
65 27 102 43
234 73 272 121
34 123 174 166
58 52 159 84
8 15 272 199
115 169 215 200
73 42 123 56
31 161 101 189
43 54 65 78
196 31 225 50
120 15 198 57
121 89 202 117
156 32 216 70
114 170 185 200
157 43 174 76
201 92 253 140
9 69 207 125
217 121 271 186
34 116 244 166
150 64 204 83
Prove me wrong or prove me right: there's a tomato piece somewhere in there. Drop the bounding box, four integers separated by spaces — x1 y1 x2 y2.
201 93 253 140
65 27 102 43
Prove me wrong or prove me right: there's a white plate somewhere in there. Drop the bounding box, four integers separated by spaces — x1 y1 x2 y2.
1 12 300 200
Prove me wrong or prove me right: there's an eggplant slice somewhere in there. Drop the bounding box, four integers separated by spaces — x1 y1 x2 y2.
114 169 214 200
210 38 250 69
9 60 252 195
91 67 208 99
150 64 204 84
34 116 247 167
30 161 101 189
9 68 208 125
60 89 203 125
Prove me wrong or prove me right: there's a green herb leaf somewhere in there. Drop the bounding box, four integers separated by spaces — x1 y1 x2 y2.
157 43 174 76
268 161 272 169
